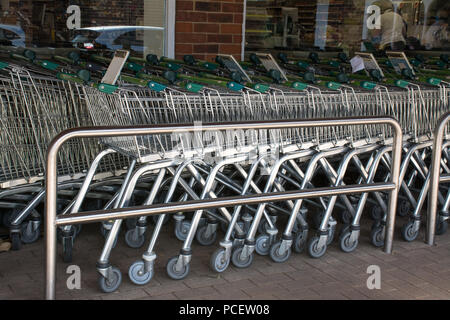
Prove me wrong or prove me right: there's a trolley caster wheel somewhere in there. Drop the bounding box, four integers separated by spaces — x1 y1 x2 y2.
98 267 122 293
128 261 153 285
307 236 327 259
340 210 353 225
370 206 383 221
175 221 191 241
293 230 307 253
20 221 40 244
10 232 21 251
401 221 419 242
255 234 270 256
269 241 291 263
196 225 217 246
397 200 411 217
370 225 384 247
231 247 253 269
436 220 448 236
62 237 73 263
125 229 145 248
125 218 138 230
166 256 190 280
339 231 358 253
210 248 230 273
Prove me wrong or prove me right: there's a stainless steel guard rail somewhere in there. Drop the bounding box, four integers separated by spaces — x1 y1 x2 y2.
427 112 450 245
45 117 403 300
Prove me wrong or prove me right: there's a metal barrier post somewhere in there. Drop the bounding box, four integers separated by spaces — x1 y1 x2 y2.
45 117 403 299
427 112 450 245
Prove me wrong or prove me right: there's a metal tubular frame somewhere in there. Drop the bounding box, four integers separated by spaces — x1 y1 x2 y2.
427 112 450 245
45 117 403 300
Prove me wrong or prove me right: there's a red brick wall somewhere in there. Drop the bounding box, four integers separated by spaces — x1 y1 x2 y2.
175 0 244 62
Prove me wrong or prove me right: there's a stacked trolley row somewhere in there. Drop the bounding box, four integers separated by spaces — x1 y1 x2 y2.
59 78 450 293
0 61 130 256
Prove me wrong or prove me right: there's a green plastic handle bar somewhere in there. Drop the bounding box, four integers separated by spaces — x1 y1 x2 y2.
227 82 244 91
121 75 149 87
291 81 308 91
10 53 33 62
360 81 377 90
427 78 442 86
96 83 118 94
39 60 59 71
53 55 76 65
126 62 144 72
297 61 310 70
56 72 85 84
148 81 167 92
325 81 341 90
185 82 204 93
201 62 219 71
252 83 270 93
0 61 8 69
328 60 341 68
394 79 410 88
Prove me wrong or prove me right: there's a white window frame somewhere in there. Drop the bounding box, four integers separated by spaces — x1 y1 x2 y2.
165 0 176 58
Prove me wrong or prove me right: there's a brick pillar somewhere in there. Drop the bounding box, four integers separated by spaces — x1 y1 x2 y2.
175 0 244 62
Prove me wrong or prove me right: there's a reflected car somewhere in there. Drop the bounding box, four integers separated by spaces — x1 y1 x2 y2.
0 24 26 47
71 26 164 53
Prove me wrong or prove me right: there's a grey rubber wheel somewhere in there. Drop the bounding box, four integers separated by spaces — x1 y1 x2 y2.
128 260 153 285
293 230 307 253
401 221 418 242
98 267 122 293
175 221 191 241
196 225 217 246
166 256 190 280
307 236 327 259
20 221 40 244
231 247 253 268
339 231 358 253
125 229 145 248
210 248 230 273
340 210 353 224
269 241 291 263
370 226 384 247
255 234 270 256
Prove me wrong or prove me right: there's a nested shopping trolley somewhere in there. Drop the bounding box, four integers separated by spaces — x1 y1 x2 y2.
0 61 129 253
68 78 417 293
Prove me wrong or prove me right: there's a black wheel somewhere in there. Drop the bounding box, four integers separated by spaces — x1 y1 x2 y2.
231 247 253 268
175 221 191 241
20 221 40 244
10 232 21 251
166 256 190 280
370 226 384 247
397 200 411 217
62 237 73 263
210 248 230 273
124 229 145 248
293 230 307 253
98 267 122 293
307 236 327 259
196 225 217 246
128 261 153 285
269 241 291 263
436 220 448 235
255 234 270 256
401 221 418 242
339 231 358 253
370 206 383 221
